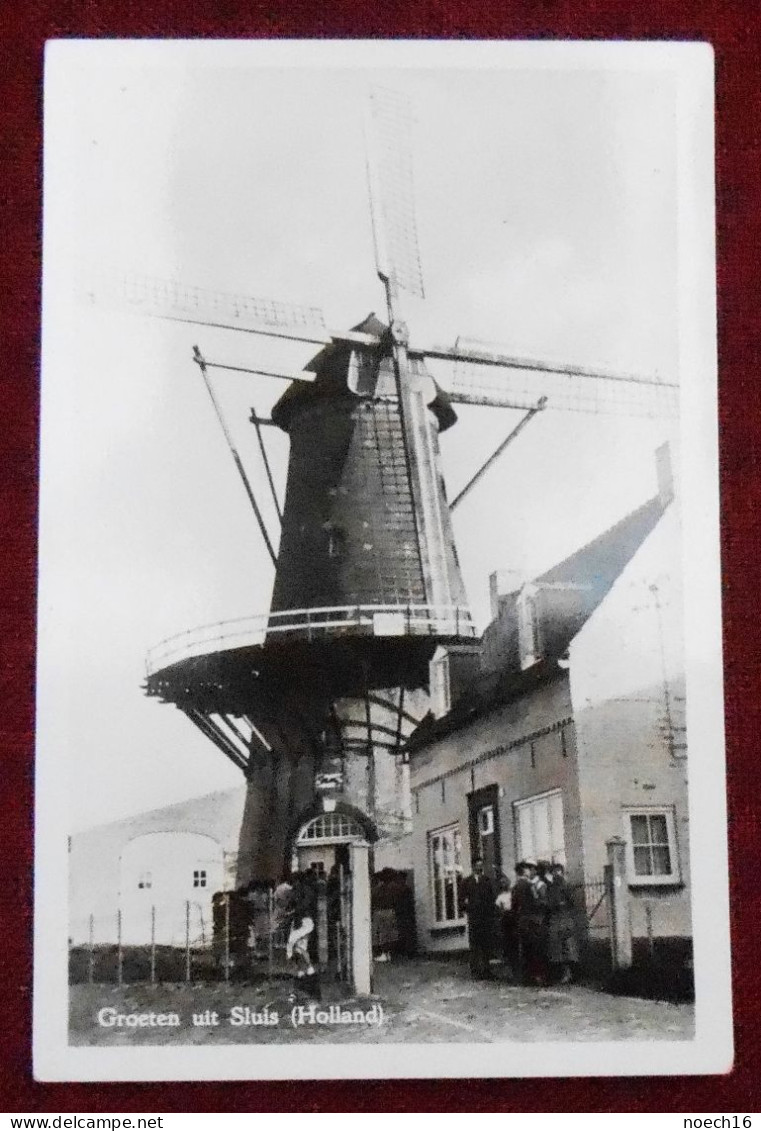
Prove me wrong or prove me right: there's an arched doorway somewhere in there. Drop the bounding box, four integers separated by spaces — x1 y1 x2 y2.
292 810 368 877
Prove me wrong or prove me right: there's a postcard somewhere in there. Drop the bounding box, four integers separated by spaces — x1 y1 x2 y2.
34 38 730 1080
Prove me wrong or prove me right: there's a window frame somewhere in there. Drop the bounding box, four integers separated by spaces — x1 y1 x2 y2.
513 788 567 867
296 812 365 845
478 805 494 837
428 822 465 927
193 869 208 889
430 650 451 718
622 805 681 886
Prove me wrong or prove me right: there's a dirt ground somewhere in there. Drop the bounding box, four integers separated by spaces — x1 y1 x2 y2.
69 956 694 1046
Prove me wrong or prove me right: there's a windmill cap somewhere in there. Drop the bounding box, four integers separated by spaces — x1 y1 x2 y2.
272 314 457 433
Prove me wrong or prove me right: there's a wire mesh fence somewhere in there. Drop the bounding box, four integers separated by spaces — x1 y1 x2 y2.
70 875 354 987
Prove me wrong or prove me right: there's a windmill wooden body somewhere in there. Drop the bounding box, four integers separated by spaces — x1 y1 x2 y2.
131 88 678 884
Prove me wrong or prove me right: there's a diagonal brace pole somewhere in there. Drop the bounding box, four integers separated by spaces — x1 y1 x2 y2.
192 346 277 566
251 404 283 524
450 397 547 512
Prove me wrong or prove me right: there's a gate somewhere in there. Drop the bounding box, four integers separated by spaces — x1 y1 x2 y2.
570 869 610 927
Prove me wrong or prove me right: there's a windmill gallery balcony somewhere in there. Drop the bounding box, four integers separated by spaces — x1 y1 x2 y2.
144 603 477 721
146 603 476 677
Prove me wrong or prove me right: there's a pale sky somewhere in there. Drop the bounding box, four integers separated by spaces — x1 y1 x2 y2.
40 42 689 831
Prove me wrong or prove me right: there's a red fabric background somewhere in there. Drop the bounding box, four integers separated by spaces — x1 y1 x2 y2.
1 1 758 1113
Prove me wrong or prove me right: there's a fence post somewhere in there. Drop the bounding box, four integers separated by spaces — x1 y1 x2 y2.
117 909 123 987
225 894 231 984
349 841 372 996
88 914 95 985
185 900 191 983
606 836 632 970
150 906 156 985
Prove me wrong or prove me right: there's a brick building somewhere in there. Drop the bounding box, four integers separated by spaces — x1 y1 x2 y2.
406 450 690 962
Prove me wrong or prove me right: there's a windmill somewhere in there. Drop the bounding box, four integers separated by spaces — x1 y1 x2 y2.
98 87 679 886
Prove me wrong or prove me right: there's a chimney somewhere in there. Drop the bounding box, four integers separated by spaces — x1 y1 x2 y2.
489 568 526 619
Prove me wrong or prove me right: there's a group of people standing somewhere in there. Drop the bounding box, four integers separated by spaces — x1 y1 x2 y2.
461 856 579 986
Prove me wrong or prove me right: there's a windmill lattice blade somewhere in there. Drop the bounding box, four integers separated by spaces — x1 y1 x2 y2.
419 344 679 420
82 269 330 345
365 87 425 299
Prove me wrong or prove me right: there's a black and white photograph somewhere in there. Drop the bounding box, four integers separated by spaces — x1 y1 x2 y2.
35 39 729 1080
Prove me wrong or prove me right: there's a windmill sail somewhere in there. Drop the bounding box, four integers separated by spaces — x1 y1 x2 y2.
81 268 331 346
416 341 679 420
365 87 425 300
364 88 461 619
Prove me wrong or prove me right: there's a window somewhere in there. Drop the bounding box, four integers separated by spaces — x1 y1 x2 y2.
514 790 566 866
478 806 494 836
296 813 365 845
429 824 464 925
137 871 152 890
193 869 207 888
517 585 541 669
623 807 680 885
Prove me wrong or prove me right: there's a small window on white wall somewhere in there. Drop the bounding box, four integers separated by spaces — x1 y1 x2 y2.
514 790 566 865
478 806 494 836
137 871 152 890
193 869 207 888
623 807 680 885
429 648 451 718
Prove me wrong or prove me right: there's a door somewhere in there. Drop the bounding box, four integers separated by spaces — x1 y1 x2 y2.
467 784 502 882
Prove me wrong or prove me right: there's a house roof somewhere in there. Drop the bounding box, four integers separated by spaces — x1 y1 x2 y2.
406 657 565 753
407 491 668 754
531 493 666 660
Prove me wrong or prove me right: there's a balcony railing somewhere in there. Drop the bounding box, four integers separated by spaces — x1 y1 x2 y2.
146 603 476 677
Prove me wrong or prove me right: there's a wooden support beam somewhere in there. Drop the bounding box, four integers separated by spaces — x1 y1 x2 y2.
366 691 418 727
364 678 375 819
338 719 407 742
395 686 406 761
450 398 547 511
192 347 278 567
251 401 283 523
183 708 249 774
207 361 313 383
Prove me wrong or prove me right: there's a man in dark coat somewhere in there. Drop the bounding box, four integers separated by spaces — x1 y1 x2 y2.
461 857 496 979
511 859 546 985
